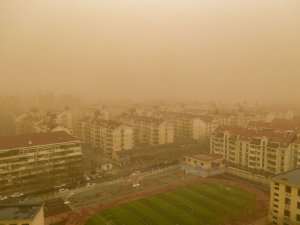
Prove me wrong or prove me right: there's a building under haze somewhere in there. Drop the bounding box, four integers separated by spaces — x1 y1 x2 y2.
78 116 133 159
269 169 300 225
0 131 82 194
155 112 218 143
183 154 225 177
210 120 300 175
15 109 46 135
119 115 174 146
0 204 44 225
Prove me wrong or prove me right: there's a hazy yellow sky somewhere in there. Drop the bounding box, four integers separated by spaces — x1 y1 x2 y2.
1 0 300 102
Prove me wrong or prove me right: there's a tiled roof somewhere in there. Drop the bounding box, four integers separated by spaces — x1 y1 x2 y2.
213 125 296 148
82 117 122 129
248 119 300 132
186 154 223 162
0 131 78 150
121 115 165 124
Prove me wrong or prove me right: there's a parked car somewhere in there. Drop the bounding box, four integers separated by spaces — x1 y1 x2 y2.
54 183 66 188
0 196 8 201
86 183 96 188
59 188 69 193
11 192 24 198
131 171 141 176
84 175 90 181
64 200 70 204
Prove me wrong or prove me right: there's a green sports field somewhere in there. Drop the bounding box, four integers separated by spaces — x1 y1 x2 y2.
85 183 255 225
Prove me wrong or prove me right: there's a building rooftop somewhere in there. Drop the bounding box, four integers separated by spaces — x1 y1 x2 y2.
186 154 223 162
82 117 123 129
0 131 78 151
0 204 42 220
270 169 300 187
122 115 165 125
214 125 296 148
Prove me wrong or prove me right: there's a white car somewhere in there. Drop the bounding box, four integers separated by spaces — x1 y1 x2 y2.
131 171 141 176
64 200 70 204
11 192 24 198
59 188 69 193
54 184 66 188
0 196 8 201
86 183 96 187
84 175 90 181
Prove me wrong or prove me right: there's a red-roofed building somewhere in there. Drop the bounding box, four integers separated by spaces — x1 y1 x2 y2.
0 131 82 194
210 125 298 174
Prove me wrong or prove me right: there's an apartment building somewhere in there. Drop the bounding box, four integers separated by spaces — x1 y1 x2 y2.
0 131 82 193
78 117 133 159
154 111 218 143
215 112 259 128
269 169 300 225
15 109 45 135
119 115 174 146
292 139 300 169
210 125 298 174
248 119 300 133
0 204 44 225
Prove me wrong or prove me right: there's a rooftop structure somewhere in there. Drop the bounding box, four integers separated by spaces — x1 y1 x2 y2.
0 131 78 151
270 168 300 187
0 204 42 220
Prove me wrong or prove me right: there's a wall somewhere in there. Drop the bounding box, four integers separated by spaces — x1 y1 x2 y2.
225 167 270 187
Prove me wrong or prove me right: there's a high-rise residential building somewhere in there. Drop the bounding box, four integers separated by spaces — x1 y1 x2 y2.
119 115 174 146
269 169 300 225
15 109 45 135
153 111 218 143
210 124 300 175
0 131 82 194
78 116 133 159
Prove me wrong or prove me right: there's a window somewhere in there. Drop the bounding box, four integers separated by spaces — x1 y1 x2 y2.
298 202 300 209
285 198 291 205
285 186 291 193
297 214 300 222
275 187 279 190
284 209 290 217
273 204 278 208
298 189 300 196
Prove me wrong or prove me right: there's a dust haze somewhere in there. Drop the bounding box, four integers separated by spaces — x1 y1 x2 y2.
1 0 300 103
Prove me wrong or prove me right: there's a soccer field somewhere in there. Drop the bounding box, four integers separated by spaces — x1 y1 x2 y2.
85 183 255 225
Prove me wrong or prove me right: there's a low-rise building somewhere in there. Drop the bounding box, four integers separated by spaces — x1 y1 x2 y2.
0 204 44 225
269 169 300 225
183 154 225 177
